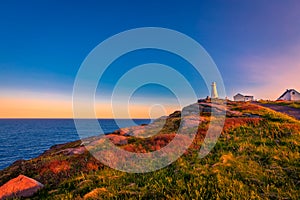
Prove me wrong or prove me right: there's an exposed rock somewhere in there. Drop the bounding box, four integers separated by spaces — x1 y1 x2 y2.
113 123 165 138
181 115 205 128
106 135 128 145
198 102 227 113
184 104 198 114
57 146 87 155
0 175 44 199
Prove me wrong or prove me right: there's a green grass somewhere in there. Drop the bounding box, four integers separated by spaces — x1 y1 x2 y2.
1 101 299 199
36 121 299 199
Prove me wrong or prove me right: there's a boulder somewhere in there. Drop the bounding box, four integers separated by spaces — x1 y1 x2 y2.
0 175 44 199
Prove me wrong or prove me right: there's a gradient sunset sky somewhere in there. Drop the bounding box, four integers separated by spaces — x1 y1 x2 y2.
0 0 300 118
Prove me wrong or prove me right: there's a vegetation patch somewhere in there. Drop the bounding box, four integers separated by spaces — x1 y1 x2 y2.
0 100 299 199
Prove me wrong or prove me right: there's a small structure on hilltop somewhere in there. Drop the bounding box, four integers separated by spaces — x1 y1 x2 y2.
211 82 218 99
197 82 219 103
277 89 300 101
233 93 254 102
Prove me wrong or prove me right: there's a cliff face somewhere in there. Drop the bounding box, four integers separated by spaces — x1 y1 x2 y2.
0 100 299 199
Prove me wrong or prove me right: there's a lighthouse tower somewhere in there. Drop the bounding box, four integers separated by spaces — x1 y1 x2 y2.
211 82 218 99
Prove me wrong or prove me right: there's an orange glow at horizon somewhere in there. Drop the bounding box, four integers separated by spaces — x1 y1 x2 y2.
0 97 73 118
0 96 180 119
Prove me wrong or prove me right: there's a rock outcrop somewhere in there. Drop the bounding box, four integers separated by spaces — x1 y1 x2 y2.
0 175 44 199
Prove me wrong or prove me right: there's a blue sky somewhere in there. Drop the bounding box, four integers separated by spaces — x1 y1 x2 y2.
1 0 300 118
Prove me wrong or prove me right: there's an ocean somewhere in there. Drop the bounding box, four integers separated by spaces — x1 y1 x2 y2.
0 119 150 170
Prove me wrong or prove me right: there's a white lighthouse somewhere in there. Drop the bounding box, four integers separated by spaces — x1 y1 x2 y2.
211 82 218 99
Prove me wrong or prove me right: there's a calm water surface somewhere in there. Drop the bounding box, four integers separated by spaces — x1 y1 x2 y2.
0 119 150 170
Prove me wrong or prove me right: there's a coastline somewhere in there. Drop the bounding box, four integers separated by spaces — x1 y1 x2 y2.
1 101 299 199
0 118 151 170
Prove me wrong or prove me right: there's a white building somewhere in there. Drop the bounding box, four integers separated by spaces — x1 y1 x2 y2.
233 93 254 102
211 82 218 98
277 89 300 101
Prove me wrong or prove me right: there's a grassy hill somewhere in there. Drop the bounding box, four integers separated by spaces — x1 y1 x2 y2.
0 101 299 199
259 100 300 109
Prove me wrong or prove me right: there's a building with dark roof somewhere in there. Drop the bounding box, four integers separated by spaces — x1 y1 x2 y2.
233 93 254 102
277 89 300 101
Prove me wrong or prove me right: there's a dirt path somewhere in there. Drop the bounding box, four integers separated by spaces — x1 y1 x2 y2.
256 103 300 120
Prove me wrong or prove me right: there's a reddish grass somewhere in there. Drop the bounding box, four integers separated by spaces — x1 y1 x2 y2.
238 103 261 111
40 160 70 174
123 144 147 153
123 134 178 153
86 162 100 171
223 118 262 132
280 123 300 133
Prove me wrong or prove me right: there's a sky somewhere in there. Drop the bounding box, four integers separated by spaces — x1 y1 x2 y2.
0 0 300 118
